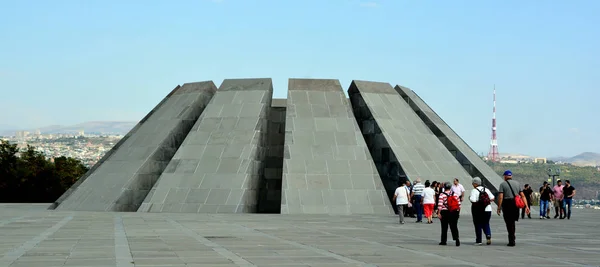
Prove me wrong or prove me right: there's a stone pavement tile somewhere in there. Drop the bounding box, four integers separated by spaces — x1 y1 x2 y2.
63 258 117 266
132 257 185 265
9 261 65 267
179 256 234 264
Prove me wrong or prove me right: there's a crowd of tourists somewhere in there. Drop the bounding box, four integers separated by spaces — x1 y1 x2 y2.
392 170 576 247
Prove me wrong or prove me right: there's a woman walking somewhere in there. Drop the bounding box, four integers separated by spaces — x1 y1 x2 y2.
437 182 461 246
422 181 436 224
469 177 495 245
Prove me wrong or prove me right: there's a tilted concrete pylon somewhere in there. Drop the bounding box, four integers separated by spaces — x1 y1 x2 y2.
349 80 473 213
53 82 216 211
281 79 393 215
138 78 272 213
394 85 504 192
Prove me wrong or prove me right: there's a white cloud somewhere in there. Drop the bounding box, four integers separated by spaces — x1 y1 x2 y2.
568 128 580 133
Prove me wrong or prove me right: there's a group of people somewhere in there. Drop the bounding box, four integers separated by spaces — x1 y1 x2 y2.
522 179 576 220
392 178 465 225
392 170 575 247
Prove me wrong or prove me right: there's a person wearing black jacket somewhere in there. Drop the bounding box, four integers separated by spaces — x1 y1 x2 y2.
562 180 576 220
521 184 533 219
539 181 553 219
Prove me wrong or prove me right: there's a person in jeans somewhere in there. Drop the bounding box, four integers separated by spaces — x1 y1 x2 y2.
539 181 553 219
469 177 495 245
521 184 533 219
437 182 461 246
497 170 529 247
411 178 425 223
422 180 436 224
393 181 410 224
562 180 576 220
553 180 565 219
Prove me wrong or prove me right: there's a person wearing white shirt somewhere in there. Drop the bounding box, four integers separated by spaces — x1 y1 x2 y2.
452 178 466 202
393 183 410 224
422 180 436 224
469 177 495 245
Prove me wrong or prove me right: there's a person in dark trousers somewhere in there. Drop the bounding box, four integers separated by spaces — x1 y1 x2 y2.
562 180 576 220
539 181 553 219
469 177 495 245
411 178 425 223
437 182 461 246
521 184 533 219
404 180 416 218
497 170 530 247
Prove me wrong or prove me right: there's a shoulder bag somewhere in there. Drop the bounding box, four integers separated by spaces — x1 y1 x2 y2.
506 181 526 209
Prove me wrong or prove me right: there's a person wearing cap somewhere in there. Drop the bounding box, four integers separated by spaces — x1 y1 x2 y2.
553 180 565 219
496 170 529 247
469 177 495 245
539 181 553 219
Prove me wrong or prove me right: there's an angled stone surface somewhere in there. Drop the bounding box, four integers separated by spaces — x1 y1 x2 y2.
281 78 393 215
49 85 183 210
394 85 504 192
55 81 217 211
139 78 273 213
349 80 473 213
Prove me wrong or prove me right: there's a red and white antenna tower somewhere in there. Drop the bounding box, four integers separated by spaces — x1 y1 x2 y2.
487 85 500 162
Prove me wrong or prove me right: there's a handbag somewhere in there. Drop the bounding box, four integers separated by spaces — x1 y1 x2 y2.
506 181 526 209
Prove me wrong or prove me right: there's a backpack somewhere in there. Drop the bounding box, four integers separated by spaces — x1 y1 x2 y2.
475 187 491 209
443 192 460 211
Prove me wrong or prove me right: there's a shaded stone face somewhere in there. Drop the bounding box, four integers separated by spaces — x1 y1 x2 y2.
349 80 473 213
55 81 218 212
54 78 492 215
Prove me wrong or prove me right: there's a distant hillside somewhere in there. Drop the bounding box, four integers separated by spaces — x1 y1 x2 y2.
488 162 600 200
0 121 137 136
550 152 600 167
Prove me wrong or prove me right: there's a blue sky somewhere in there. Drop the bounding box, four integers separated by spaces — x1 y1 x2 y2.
0 0 598 157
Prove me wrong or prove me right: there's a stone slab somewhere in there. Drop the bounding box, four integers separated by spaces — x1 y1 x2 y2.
394 85 504 192
281 78 394 215
139 78 273 213
55 82 217 212
349 80 473 213
1 204 599 266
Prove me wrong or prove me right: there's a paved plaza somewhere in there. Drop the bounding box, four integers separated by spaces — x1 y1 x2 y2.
1 204 599 267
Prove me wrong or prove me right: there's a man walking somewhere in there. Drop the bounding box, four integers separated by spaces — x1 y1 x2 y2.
539 181 553 219
497 170 530 247
562 180 576 220
393 181 410 224
412 178 425 223
553 180 565 219
452 178 466 202
521 184 533 219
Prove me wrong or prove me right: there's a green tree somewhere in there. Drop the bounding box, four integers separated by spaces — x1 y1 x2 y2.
0 140 89 202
